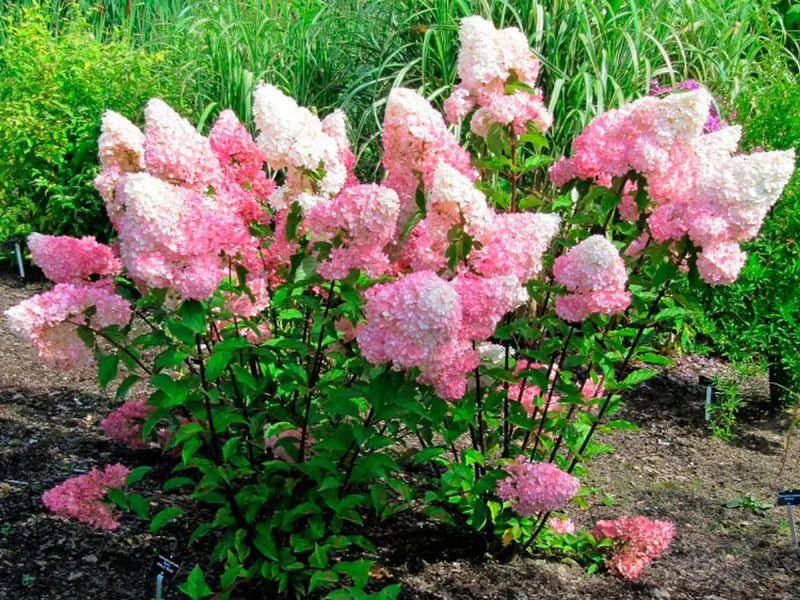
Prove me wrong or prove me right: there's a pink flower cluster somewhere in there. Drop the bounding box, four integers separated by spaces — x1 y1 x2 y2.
444 16 552 135
305 184 400 280
592 515 675 579
28 233 121 283
496 457 580 517
41 464 129 530
553 235 631 322
548 516 576 534
382 87 477 227
356 270 528 399
265 428 313 463
253 85 350 212
549 89 796 285
5 280 131 369
509 360 604 416
94 100 274 300
101 399 156 449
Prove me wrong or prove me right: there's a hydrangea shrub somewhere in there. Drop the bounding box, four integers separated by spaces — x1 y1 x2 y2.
5 16 795 598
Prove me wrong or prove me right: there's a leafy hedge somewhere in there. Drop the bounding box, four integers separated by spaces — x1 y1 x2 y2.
0 5 190 243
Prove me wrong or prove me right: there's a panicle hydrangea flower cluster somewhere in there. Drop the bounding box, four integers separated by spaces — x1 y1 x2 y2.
27 233 121 283
497 457 580 517
548 516 576 534
41 464 129 530
592 516 675 579
381 87 477 227
444 16 552 135
553 235 631 322
253 84 349 212
92 99 274 300
5 280 131 369
549 88 796 285
265 428 313 463
100 399 156 449
649 78 735 133
305 184 400 280
355 270 528 399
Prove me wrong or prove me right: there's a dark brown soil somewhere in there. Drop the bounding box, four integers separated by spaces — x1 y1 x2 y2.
1 273 798 600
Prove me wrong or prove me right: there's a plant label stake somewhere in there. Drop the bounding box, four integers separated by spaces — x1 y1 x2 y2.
699 375 714 422
2 237 25 279
777 489 800 550
153 553 180 599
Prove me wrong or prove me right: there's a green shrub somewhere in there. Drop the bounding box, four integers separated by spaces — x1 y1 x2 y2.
0 5 190 243
693 74 800 406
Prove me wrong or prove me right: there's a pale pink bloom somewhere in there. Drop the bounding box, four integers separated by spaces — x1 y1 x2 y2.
143 98 222 190
624 231 650 258
305 184 400 279
265 428 313 463
5 280 131 369
448 17 550 133
208 109 276 215
397 221 448 273
262 208 300 276
443 85 475 124
222 277 270 318
335 317 357 343
28 234 121 283
554 291 632 323
696 241 747 285
549 516 576 534
252 85 345 209
356 271 465 398
497 457 579 517
553 235 631 322
101 399 155 449
471 212 561 282
381 87 477 227
321 110 357 188
592 516 674 580
42 464 130 530
95 110 145 228
451 272 528 341
426 163 495 242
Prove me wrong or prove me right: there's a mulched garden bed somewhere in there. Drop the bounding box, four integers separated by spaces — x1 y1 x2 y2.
1 273 798 599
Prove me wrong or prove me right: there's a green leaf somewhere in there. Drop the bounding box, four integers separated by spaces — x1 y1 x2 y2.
125 466 151 486
205 349 233 381
97 354 119 389
309 570 339 593
179 300 206 334
150 506 184 532
254 524 278 560
309 543 329 569
637 352 673 366
178 565 213 600
620 369 657 387
162 476 196 492
128 493 150 519
115 374 140 399
333 560 371 588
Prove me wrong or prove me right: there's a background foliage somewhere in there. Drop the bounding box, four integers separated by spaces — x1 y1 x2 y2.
0 5 190 242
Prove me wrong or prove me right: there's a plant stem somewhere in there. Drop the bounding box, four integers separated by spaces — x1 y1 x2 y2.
69 320 152 375
520 326 573 452
299 279 335 462
529 326 574 460
567 277 673 473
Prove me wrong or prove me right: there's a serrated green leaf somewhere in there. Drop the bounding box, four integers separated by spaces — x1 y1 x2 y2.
150 506 184 532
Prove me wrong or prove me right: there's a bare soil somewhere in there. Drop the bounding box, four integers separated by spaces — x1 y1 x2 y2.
1 273 798 600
